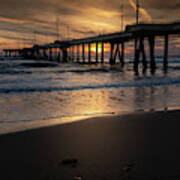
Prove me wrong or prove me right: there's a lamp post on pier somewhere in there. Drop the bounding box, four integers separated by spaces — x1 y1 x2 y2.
136 0 139 25
121 5 124 31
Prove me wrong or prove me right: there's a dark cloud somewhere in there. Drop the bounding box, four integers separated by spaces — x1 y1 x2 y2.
0 34 33 42
145 0 180 10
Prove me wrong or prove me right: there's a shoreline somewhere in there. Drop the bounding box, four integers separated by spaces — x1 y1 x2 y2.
0 106 180 136
1 110 180 179
1 106 180 136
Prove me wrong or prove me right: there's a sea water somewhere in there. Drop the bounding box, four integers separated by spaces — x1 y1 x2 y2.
0 57 180 134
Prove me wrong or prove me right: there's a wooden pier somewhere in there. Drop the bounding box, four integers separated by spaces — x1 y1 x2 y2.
4 22 180 73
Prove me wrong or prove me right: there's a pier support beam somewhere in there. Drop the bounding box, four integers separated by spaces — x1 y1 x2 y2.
148 36 156 74
140 37 147 72
49 48 53 61
110 43 115 65
31 50 35 59
35 49 40 60
62 48 68 63
114 43 119 63
164 34 169 71
96 42 99 63
58 48 61 62
101 42 104 64
120 43 125 67
134 38 140 73
76 45 80 62
108 42 125 66
88 43 91 63
69 47 72 62
71 46 74 62
82 43 85 63
55 48 58 61
43 49 48 59
134 37 147 74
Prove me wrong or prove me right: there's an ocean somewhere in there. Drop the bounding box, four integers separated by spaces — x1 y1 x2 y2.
0 56 180 134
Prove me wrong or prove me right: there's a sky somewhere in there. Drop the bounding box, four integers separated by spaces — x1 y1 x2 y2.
0 0 180 50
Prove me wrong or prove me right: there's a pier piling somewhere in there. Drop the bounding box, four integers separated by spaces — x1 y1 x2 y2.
101 42 104 64
43 49 47 59
110 43 115 65
96 42 99 63
148 36 156 74
164 34 169 71
134 38 140 73
82 43 85 63
140 37 147 71
71 46 74 62
58 48 61 62
77 45 80 62
120 43 125 67
49 48 52 61
88 43 91 63
62 48 68 63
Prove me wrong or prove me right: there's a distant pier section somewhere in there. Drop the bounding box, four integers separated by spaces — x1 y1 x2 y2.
4 22 180 73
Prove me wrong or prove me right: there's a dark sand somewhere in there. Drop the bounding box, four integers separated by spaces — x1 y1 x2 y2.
1 110 180 180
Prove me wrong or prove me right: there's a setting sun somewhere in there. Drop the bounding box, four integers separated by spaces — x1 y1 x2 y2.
87 43 109 53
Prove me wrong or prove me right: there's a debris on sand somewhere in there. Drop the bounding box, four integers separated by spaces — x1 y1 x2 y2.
74 176 82 180
58 158 78 167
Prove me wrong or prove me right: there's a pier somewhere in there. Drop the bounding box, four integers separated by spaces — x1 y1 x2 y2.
4 22 180 73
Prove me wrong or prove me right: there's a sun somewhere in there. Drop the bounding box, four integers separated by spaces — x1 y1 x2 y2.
87 43 109 53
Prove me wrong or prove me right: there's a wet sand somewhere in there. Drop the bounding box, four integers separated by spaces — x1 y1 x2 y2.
1 110 180 180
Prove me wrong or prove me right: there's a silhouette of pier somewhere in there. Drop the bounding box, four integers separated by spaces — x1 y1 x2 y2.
4 22 180 73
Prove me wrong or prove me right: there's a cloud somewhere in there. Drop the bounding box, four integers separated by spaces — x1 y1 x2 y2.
0 0 179 49
128 0 152 23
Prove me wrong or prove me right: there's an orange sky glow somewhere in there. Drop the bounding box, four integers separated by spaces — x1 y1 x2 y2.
0 0 180 54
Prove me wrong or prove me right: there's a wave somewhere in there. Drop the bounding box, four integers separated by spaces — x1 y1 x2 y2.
0 112 116 123
0 68 115 75
0 78 180 94
0 70 32 75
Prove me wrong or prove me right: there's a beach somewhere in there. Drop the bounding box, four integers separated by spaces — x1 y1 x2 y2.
1 110 180 180
1 0 180 179
0 59 180 180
